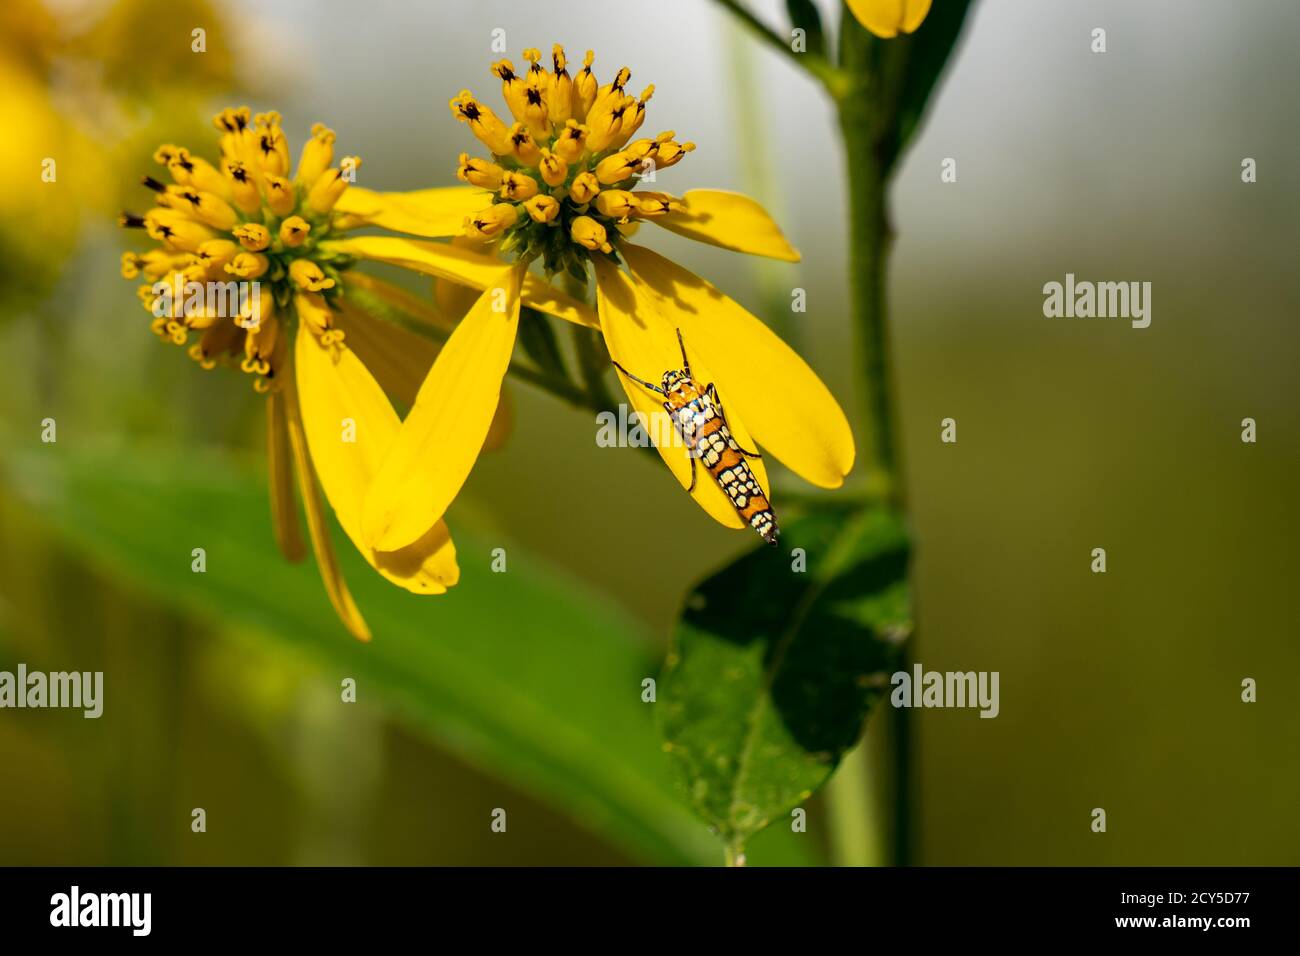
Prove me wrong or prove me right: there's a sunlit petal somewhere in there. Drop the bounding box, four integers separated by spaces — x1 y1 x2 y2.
362 263 525 552
294 317 459 593
333 186 491 238
845 0 932 38
323 236 598 328
594 256 774 530
335 299 513 451
651 189 800 262
282 377 372 642
622 244 854 488
266 388 306 562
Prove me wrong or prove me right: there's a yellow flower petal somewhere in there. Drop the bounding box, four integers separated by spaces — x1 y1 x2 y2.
294 318 460 594
323 236 598 329
362 264 525 552
282 376 372 642
845 0 932 38
266 388 306 562
333 298 512 452
593 256 772 530
332 186 491 238
650 189 800 262
333 299 439 410
621 244 855 488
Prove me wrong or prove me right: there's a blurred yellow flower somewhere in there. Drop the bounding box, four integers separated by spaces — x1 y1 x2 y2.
330 44 855 553
117 108 556 640
846 0 932 38
0 0 242 309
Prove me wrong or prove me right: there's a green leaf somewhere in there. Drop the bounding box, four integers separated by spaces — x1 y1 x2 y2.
2 442 817 866
785 0 827 59
660 506 910 856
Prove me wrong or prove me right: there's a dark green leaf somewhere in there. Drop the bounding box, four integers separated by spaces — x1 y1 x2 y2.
660 506 911 855
785 0 827 59
2 443 817 866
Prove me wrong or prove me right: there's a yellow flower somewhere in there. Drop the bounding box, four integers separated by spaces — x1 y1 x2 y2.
335 46 855 553
118 107 579 639
845 0 932 39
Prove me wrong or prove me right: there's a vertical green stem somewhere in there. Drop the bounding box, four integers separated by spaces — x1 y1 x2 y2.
836 100 898 485
822 27 908 867
823 737 881 866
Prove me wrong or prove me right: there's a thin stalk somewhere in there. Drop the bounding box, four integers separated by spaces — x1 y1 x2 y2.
819 16 911 868
714 0 849 95
823 734 881 866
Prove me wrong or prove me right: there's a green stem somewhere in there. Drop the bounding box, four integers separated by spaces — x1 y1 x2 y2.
823 737 881 866
836 97 898 488
821 20 906 869
713 0 848 95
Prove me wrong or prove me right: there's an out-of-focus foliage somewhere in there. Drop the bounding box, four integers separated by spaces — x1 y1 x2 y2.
0 442 817 866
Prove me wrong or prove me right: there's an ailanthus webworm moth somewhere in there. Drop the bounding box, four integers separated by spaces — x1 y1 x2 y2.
613 329 779 547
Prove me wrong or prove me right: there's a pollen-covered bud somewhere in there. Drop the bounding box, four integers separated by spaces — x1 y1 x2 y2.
499 171 539 201
233 222 271 251
585 92 634 153
572 50 598 121
648 132 695 170
168 148 231 198
295 291 336 336
554 120 589 164
569 171 600 205
493 59 528 123
213 106 252 143
538 149 568 188
632 191 682 217
264 175 296 216
550 45 573 124
172 189 239 231
307 159 359 214
226 252 269 279
254 113 290 177
523 194 560 224
609 85 654 151
594 190 637 221
595 150 644 186
464 203 518 240
508 124 542 166
571 215 612 254
144 208 216 252
193 239 241 271
450 90 513 156
296 123 336 187
457 153 504 190
279 216 311 247
290 258 336 292
121 250 182 281
520 68 551 138
218 159 259 215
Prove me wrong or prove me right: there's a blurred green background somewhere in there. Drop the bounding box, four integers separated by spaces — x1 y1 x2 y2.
1 0 1297 865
